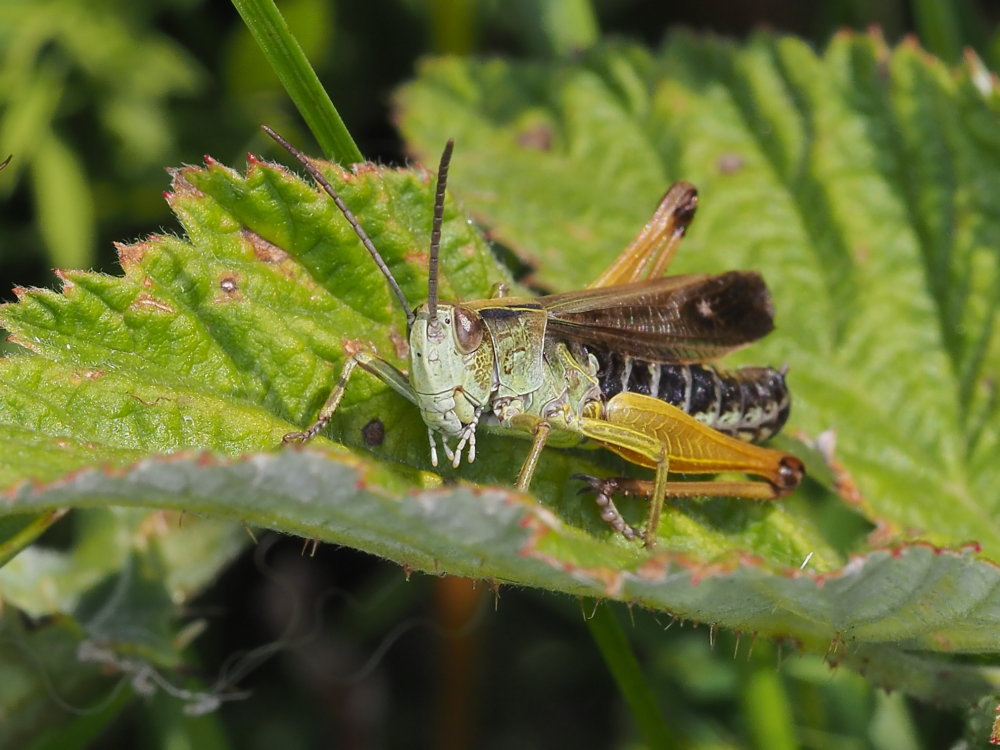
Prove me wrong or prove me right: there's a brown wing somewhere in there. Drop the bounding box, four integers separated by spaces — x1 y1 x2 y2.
539 271 776 363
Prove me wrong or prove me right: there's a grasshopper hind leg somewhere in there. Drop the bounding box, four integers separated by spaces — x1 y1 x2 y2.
575 392 803 546
573 474 644 541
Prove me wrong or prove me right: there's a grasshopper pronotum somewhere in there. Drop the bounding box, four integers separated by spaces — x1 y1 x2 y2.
264 127 803 546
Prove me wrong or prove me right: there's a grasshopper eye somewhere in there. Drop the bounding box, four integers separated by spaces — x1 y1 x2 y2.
453 306 484 354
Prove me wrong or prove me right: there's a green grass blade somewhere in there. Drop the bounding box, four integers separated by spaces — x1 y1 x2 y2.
585 601 675 748
230 0 363 163
741 665 798 750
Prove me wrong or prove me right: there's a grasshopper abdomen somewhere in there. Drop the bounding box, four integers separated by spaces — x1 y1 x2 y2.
594 354 791 444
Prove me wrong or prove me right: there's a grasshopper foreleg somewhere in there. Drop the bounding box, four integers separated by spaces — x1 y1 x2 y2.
283 356 361 443
284 350 416 444
427 427 440 467
451 405 486 467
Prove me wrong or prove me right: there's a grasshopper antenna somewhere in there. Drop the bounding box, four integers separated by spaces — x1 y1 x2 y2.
426 139 454 326
261 125 414 327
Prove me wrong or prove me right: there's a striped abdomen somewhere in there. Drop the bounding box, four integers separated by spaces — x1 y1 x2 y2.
594 353 791 443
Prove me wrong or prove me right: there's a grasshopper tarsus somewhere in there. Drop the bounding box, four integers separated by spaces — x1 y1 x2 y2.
283 420 329 444
574 474 643 542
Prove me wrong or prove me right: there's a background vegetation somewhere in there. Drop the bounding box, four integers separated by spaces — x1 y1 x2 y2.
1 1 999 748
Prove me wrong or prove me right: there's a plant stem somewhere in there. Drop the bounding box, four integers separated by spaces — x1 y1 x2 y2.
584 600 675 748
230 0 364 164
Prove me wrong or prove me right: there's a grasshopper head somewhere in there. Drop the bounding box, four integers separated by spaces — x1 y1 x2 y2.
409 303 494 437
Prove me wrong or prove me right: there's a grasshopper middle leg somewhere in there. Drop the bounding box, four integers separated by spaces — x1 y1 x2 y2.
507 408 673 546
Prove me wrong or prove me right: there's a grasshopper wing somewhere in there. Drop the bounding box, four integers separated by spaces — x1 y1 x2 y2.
540 271 775 363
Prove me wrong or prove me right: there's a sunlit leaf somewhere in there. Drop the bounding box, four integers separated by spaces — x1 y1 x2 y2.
1 31 998 724
396 31 1000 559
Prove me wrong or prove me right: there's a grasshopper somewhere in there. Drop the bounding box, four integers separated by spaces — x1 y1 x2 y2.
263 126 804 545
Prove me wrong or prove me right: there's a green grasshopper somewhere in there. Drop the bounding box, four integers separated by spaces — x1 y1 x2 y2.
263 126 804 545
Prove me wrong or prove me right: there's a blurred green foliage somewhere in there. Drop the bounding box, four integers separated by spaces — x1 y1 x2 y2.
6 0 1000 287
0 0 203 271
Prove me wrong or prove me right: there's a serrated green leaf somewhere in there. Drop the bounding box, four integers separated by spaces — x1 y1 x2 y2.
0 30 998 717
395 32 1000 561
3 452 1000 675
0 149 839 574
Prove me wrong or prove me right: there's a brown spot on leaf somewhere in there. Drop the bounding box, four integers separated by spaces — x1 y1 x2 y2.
241 228 291 263
866 520 898 547
115 241 147 266
717 153 745 174
131 294 175 314
362 419 385 447
5 334 36 353
343 339 366 357
389 330 409 359
830 455 865 507
404 249 429 266
167 167 204 198
517 124 554 151
810 429 866 507
218 274 241 300
53 269 74 291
